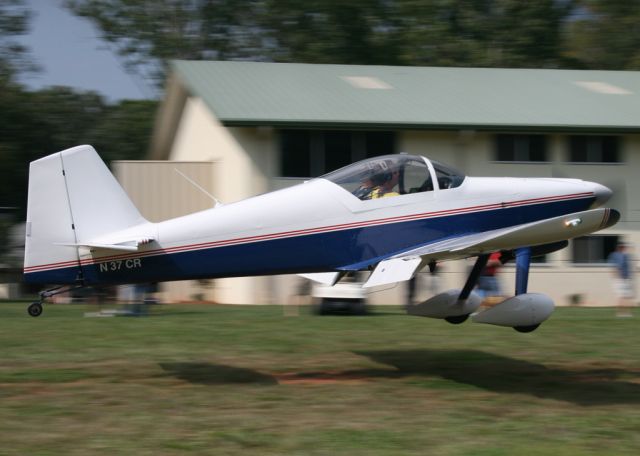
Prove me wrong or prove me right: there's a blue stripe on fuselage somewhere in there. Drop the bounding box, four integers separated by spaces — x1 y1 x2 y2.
24 197 593 285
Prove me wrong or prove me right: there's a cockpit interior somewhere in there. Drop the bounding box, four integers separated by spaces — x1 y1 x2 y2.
321 154 465 201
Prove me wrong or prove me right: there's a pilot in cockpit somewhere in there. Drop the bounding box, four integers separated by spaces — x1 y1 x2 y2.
370 161 400 199
352 162 384 200
352 176 376 200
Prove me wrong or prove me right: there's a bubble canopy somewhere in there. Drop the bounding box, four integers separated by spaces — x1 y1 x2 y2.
319 154 465 200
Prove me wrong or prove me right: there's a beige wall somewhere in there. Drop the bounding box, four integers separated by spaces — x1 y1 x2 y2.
113 161 216 223
113 160 218 303
165 97 281 304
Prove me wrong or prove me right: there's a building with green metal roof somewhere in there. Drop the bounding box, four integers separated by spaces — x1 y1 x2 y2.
140 60 640 306
162 60 640 131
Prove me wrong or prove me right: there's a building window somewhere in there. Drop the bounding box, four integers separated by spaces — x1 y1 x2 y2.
495 134 548 162
365 131 395 159
568 135 620 163
324 131 352 173
572 235 619 264
279 130 396 177
280 130 311 178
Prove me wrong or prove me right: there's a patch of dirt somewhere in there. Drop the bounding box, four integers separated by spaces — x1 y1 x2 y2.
273 370 371 385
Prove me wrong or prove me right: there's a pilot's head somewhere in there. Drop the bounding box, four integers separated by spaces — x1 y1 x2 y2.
370 160 395 186
373 160 399 188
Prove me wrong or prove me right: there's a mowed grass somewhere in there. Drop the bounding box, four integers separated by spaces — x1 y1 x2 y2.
0 302 639 455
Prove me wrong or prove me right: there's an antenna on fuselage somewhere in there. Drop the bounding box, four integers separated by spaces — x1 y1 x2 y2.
173 168 222 208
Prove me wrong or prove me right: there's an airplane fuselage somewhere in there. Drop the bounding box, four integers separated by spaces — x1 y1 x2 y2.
25 173 606 285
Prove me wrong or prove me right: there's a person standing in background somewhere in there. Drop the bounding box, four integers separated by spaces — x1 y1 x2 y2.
608 242 635 317
476 252 503 298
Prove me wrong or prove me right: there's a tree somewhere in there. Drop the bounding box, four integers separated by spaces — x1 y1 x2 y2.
0 0 36 81
0 3 157 263
0 86 157 218
566 0 640 70
67 0 582 89
85 99 159 163
260 0 406 65
372 0 577 68
65 0 264 86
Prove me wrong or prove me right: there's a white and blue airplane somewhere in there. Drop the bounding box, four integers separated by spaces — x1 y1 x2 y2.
24 145 618 331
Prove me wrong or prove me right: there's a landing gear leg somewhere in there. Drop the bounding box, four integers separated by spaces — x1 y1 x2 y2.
459 254 490 300
513 247 538 333
443 254 489 324
515 247 531 296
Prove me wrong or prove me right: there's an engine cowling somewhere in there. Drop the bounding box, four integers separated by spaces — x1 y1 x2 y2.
407 289 482 319
471 293 554 328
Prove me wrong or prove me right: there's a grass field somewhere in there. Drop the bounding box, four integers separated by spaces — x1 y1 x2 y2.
0 302 638 455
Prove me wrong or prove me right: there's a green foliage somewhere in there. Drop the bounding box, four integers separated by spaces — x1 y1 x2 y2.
567 0 640 70
66 0 586 89
86 99 159 162
261 0 406 65
66 0 264 84
0 0 36 80
62 0 640 87
265 0 576 68
0 83 157 218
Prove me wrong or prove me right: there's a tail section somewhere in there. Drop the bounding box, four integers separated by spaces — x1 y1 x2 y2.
24 145 146 284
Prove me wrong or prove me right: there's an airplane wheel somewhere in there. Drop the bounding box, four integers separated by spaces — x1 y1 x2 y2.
28 302 43 317
445 314 469 325
513 324 539 333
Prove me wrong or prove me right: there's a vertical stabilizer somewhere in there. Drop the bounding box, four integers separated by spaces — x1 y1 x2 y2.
24 145 146 284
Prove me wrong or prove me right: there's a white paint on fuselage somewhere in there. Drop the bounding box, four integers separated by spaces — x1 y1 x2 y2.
83 167 600 269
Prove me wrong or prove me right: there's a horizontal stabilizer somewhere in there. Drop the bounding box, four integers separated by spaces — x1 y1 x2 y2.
55 238 154 252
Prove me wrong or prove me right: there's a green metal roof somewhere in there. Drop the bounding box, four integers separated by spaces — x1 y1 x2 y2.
171 60 640 132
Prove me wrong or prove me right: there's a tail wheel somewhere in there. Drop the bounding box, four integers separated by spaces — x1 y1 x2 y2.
27 302 43 317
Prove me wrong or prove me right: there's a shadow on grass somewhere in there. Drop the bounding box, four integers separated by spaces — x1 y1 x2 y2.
353 349 640 406
159 351 640 406
160 362 277 385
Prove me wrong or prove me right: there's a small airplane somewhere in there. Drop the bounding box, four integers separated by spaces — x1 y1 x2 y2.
24 145 618 331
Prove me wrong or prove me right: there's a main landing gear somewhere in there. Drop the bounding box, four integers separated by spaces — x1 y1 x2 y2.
510 247 540 333
471 247 555 332
408 247 556 332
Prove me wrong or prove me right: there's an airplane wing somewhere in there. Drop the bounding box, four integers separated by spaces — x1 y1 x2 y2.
361 207 617 288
